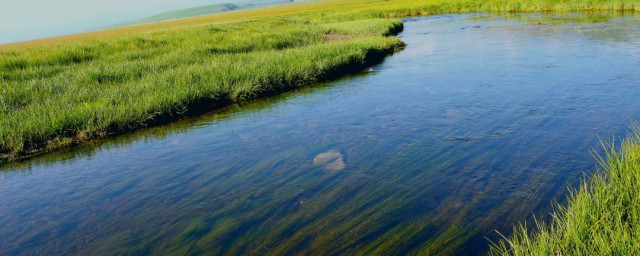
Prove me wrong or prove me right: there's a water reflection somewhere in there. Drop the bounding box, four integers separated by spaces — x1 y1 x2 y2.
2 13 640 255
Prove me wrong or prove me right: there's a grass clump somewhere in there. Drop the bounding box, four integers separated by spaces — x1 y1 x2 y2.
491 129 640 255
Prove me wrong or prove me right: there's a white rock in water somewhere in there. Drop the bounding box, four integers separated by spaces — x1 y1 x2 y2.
313 150 346 173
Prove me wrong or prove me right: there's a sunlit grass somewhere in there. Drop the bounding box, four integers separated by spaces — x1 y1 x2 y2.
0 18 403 159
491 128 640 255
2 0 639 50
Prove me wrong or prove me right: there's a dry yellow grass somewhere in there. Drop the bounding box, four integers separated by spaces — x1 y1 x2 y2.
4 0 638 50
0 1 335 50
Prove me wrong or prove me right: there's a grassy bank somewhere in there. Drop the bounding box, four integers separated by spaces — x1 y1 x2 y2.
2 0 640 162
491 131 640 255
0 19 404 161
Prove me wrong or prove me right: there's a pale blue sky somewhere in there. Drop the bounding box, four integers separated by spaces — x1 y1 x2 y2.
0 0 253 44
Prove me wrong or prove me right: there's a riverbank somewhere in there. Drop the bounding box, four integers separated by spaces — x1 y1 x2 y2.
491 130 640 255
2 0 640 162
0 18 405 162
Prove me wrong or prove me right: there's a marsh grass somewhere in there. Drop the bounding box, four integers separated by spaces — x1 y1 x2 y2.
0 18 404 160
491 129 640 255
2 0 640 160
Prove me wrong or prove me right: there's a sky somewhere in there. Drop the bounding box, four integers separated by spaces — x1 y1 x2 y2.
0 0 244 44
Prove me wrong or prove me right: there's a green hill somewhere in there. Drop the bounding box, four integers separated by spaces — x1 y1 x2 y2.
124 1 293 26
125 3 243 25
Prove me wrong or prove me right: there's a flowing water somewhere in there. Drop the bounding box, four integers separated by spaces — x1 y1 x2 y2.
2 13 640 255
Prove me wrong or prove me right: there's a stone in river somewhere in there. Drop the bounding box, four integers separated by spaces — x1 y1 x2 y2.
313 150 346 173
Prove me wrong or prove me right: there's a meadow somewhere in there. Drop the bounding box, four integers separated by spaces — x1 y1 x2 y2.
0 17 404 160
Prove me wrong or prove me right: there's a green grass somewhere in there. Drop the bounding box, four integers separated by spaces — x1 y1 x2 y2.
491 130 640 255
1 0 640 161
0 18 404 160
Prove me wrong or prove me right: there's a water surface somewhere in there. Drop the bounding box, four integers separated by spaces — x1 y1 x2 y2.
2 13 640 255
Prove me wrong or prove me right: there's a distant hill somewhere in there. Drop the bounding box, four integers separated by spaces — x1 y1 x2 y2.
129 3 241 25
124 1 306 26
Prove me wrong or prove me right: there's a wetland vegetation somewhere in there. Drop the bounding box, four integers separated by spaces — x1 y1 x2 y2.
0 17 403 161
492 131 640 255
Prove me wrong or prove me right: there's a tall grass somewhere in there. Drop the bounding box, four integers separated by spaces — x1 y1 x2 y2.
2 0 640 160
491 130 640 255
0 18 403 160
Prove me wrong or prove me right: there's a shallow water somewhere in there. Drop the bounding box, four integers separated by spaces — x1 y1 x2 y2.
2 13 640 255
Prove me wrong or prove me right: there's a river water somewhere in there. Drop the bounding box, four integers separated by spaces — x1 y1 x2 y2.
2 13 640 255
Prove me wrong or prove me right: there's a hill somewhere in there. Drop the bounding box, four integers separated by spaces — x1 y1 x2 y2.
123 1 315 26
128 3 242 25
